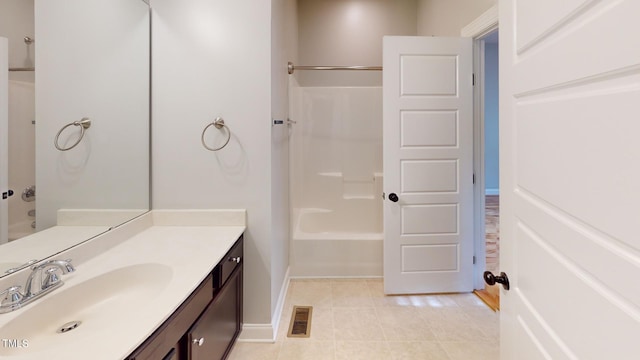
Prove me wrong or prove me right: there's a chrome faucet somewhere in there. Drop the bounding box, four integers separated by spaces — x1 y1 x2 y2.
0 259 75 313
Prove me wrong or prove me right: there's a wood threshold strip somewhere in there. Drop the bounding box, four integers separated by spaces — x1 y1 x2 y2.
473 289 500 312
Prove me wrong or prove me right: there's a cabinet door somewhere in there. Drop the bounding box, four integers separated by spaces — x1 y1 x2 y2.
188 267 242 360
127 274 213 360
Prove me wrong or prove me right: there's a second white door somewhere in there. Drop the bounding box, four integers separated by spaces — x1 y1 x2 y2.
383 36 473 294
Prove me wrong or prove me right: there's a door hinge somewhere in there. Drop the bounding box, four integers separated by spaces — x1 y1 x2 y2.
472 73 475 86
473 173 476 185
473 255 476 264
382 192 386 200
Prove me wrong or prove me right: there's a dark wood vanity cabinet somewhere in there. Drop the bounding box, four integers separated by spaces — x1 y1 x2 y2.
127 236 243 360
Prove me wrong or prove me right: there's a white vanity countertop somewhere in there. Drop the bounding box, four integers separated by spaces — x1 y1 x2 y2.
0 226 111 273
0 209 246 360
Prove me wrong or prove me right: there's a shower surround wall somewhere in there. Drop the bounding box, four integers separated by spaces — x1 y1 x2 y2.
7 81 35 240
290 0 417 277
290 82 383 276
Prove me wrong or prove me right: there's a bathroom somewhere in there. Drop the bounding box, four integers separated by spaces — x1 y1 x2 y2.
153 0 498 342
3 0 635 359
0 0 495 349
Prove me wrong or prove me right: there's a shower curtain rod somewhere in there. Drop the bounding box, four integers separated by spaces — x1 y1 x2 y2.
9 67 35 72
287 61 382 75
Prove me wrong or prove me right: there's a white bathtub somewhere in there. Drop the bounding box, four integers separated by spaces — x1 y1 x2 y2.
8 220 35 242
290 207 383 277
289 85 384 277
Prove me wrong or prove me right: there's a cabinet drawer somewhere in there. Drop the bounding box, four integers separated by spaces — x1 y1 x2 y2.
213 236 243 290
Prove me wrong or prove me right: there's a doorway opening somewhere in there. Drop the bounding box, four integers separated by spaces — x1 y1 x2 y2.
473 28 500 310
483 30 499 275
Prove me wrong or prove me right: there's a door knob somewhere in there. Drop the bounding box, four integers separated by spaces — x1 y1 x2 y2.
192 337 205 346
388 193 399 202
483 271 510 290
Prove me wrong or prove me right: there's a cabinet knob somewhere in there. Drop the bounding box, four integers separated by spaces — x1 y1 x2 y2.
192 337 205 347
230 257 241 264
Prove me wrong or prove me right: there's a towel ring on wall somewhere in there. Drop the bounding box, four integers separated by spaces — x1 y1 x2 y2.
54 117 91 151
201 117 231 151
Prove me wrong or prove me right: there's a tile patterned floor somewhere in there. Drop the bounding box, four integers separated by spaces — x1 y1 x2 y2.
485 195 500 273
228 279 499 360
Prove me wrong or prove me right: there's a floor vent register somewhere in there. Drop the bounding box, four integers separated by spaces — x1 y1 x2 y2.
287 306 313 338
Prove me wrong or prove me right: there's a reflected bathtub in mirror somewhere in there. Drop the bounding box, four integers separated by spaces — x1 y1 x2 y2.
0 0 150 276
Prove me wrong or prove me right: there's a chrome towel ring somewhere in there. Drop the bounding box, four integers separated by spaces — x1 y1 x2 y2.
54 117 91 151
201 117 231 151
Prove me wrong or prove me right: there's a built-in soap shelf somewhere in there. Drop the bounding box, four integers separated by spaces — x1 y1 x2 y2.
316 172 383 179
316 172 383 200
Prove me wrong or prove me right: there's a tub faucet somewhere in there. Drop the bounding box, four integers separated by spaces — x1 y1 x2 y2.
0 259 75 313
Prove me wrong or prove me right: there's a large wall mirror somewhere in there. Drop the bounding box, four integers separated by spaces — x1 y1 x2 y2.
0 0 150 276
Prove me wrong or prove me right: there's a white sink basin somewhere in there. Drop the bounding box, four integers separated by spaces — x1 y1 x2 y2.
0 263 172 356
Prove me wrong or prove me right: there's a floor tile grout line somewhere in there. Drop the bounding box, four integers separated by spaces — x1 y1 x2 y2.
330 285 337 360
230 279 498 359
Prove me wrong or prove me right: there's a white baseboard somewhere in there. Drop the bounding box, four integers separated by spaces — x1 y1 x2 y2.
290 275 383 280
270 266 291 339
237 324 276 343
238 267 291 343
485 188 500 196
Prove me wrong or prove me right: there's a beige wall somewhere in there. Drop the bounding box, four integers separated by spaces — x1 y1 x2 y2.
295 0 493 85
417 0 496 36
297 0 417 86
0 0 34 83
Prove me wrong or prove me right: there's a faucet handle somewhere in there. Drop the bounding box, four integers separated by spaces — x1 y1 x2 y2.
34 259 76 274
1 286 24 308
63 259 75 273
59 259 75 273
42 267 62 289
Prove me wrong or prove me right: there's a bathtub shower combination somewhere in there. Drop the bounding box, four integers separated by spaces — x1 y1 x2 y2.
7 80 36 242
289 83 383 277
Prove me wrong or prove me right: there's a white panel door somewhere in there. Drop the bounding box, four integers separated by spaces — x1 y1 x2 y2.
0 38 8 244
500 0 640 358
383 36 473 294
